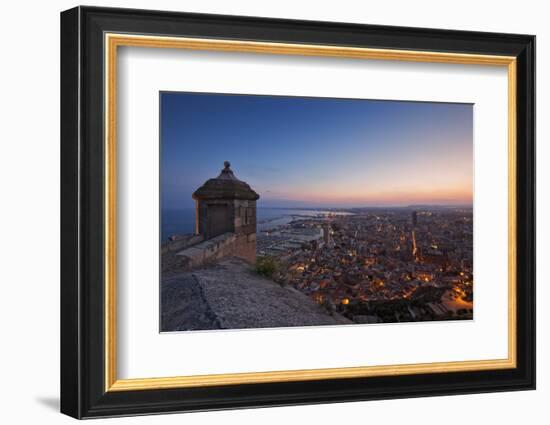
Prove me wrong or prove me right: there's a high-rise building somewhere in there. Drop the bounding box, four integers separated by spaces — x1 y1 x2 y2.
323 222 331 245
411 211 418 228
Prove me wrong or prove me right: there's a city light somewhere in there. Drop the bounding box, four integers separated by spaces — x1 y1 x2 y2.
257 207 473 323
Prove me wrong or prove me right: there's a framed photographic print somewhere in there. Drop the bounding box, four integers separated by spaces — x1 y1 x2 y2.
60 6 536 419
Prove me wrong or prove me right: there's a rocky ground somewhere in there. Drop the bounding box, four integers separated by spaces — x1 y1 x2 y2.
161 257 351 332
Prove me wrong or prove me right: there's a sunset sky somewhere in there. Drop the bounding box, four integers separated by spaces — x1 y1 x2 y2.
161 92 473 210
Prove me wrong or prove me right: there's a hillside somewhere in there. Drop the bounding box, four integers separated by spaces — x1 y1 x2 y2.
161 257 351 331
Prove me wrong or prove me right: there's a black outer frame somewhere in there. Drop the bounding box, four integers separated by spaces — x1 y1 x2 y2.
60 6 536 419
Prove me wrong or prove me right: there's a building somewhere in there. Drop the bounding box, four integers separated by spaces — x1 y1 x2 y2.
162 161 260 272
323 222 331 245
185 161 260 264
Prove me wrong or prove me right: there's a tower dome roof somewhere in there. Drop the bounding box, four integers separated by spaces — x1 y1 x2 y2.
192 161 260 201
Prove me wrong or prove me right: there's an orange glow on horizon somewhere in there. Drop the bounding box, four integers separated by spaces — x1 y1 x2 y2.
261 185 473 207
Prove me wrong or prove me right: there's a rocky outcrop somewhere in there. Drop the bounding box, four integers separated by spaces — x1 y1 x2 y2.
161 257 351 332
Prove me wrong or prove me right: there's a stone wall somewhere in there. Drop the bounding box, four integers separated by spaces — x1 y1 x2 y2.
232 232 257 264
161 234 204 255
174 231 256 271
233 199 257 236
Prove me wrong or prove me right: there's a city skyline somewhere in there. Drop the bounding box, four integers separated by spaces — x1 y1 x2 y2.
161 92 473 210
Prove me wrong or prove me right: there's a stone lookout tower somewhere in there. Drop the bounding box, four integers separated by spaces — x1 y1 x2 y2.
192 161 260 264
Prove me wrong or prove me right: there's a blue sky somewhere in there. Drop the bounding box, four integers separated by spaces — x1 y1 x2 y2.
161 92 473 210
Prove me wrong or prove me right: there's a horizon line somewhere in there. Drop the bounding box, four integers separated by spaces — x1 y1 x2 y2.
162 203 473 210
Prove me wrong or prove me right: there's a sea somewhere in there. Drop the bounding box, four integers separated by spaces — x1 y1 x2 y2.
161 207 352 242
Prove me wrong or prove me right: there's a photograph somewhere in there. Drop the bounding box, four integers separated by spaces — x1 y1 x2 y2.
160 92 474 332
57 4 536 419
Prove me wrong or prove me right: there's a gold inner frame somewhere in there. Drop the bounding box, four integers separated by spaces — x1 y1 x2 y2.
104 33 517 392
